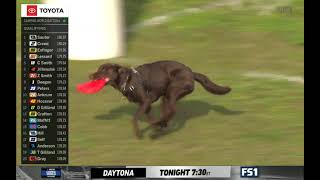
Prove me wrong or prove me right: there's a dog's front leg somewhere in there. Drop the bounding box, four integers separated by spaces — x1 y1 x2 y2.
132 100 151 139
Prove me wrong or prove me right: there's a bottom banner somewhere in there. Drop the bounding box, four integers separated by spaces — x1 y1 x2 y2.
17 166 304 179
91 166 230 178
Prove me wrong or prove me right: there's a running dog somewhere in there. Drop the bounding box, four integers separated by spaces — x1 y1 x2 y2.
89 60 231 138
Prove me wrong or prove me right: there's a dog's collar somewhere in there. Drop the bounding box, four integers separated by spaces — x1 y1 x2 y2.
131 67 139 74
120 68 139 92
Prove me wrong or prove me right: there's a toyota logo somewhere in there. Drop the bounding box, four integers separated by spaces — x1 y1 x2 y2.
28 8 36 14
27 5 37 16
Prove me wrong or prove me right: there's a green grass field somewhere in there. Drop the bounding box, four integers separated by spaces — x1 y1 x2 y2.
17 0 304 165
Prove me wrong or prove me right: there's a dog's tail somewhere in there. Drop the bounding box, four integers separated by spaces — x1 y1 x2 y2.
193 72 231 95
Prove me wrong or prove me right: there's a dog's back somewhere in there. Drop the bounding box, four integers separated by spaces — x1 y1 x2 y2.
135 60 194 92
136 60 194 80
136 60 231 96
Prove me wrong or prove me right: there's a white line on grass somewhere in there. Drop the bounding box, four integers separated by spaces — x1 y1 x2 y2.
243 72 304 84
127 0 294 31
16 167 32 180
127 0 242 32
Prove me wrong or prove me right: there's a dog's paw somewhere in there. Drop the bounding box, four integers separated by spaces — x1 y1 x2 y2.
149 133 160 139
159 121 168 128
149 127 168 139
150 120 167 128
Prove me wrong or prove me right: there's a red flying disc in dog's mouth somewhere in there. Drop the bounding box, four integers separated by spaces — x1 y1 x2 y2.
76 78 109 94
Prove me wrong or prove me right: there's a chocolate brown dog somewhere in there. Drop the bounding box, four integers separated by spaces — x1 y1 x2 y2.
89 60 231 138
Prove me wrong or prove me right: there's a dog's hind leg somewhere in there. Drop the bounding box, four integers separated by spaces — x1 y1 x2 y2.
158 81 195 127
159 97 173 128
145 106 168 129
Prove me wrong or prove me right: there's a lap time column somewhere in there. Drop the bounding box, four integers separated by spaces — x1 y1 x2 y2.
21 4 68 164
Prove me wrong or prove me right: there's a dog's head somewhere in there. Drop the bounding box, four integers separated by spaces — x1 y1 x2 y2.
89 63 131 89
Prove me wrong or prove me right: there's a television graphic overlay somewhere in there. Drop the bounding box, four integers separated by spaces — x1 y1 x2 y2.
17 0 303 179
20 4 68 164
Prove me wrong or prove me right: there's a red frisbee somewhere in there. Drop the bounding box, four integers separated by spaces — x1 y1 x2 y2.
76 78 109 94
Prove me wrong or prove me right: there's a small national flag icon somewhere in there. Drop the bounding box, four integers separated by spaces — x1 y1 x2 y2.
29 118 37 123
29 123 37 129
28 156 37 161
29 92 37 97
29 150 37 155
30 67 38 72
29 130 37 136
30 143 37 149
29 111 38 117
30 61 36 65
30 105 37 110
29 137 37 142
29 73 37 78
30 86 36 91
29 48 37 53
29 35 37 40
29 41 37 46
29 54 37 59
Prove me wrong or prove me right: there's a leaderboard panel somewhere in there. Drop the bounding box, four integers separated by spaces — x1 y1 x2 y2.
21 4 68 164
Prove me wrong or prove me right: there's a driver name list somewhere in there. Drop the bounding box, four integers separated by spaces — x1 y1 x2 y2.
21 4 68 164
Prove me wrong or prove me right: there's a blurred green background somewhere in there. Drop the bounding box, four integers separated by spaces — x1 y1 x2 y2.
17 0 304 165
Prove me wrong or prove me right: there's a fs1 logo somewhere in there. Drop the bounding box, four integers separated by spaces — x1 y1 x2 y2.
27 5 37 16
240 167 259 178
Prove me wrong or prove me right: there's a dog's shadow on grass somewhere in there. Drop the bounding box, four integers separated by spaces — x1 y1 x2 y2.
95 100 243 139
